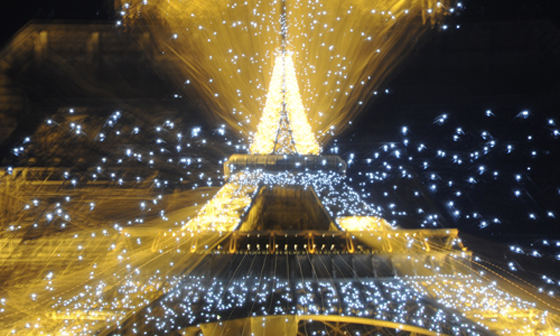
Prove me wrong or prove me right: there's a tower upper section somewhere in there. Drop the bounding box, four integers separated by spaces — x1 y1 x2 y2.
250 53 321 155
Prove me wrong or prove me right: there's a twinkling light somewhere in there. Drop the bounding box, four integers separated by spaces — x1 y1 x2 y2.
250 53 320 155
337 215 391 231
2 106 560 336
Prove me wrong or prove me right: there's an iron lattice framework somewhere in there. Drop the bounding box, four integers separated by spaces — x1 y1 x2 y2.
2 164 560 335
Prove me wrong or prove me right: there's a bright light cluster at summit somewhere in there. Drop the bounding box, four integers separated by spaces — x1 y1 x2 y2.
120 0 455 144
250 53 320 155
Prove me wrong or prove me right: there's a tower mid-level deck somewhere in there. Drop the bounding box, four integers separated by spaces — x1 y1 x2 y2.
224 154 346 178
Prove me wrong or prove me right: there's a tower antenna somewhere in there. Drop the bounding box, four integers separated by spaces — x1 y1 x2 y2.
272 0 298 153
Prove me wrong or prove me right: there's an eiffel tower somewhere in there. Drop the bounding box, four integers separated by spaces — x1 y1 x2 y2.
76 46 556 335
1 5 560 336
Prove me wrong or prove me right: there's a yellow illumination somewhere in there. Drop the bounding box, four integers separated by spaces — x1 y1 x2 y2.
337 216 392 231
410 277 560 335
250 53 320 155
181 172 257 231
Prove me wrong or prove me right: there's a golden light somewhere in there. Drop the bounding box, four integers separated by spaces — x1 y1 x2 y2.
120 0 453 142
181 172 257 232
337 215 391 231
250 53 320 155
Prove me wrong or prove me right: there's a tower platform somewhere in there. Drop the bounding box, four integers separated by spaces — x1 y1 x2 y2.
224 154 346 178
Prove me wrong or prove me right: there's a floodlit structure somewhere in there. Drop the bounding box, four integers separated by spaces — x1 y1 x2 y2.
96 49 558 335
109 49 558 336
1 2 560 336
2 48 557 336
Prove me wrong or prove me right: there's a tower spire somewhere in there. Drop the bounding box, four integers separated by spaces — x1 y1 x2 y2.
250 0 320 155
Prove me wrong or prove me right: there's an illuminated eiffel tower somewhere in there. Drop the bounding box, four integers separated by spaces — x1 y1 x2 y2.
3 6 559 336
92 48 559 335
